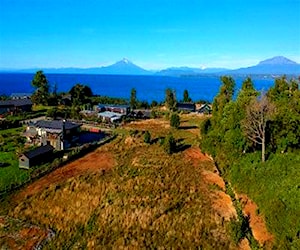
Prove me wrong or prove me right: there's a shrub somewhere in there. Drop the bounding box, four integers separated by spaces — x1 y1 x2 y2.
163 133 176 154
144 131 151 144
170 113 180 129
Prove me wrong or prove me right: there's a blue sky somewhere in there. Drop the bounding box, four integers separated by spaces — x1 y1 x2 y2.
0 0 299 69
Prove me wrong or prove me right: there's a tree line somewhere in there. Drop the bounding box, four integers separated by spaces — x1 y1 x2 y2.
30 70 200 111
200 75 300 165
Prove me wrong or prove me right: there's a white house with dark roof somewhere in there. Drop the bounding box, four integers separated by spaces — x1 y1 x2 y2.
24 120 81 150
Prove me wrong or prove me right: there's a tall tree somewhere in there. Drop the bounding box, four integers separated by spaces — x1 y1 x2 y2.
165 88 176 111
130 88 137 109
268 77 300 152
170 113 180 129
183 89 191 102
31 70 50 105
212 76 235 124
242 94 275 162
69 84 92 106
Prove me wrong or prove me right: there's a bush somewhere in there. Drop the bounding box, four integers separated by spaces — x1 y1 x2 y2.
163 133 176 154
170 113 180 129
144 131 151 144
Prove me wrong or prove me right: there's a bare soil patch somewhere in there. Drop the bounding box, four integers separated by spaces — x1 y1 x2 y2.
211 190 237 221
14 148 115 200
184 147 212 162
184 147 236 221
0 216 52 250
238 194 274 247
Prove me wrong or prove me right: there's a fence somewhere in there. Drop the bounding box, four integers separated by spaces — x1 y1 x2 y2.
0 134 117 199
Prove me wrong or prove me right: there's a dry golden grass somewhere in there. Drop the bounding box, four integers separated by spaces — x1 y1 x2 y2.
3 116 237 249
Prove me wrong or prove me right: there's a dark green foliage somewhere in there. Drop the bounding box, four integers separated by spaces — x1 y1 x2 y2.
201 75 300 247
0 95 8 101
230 152 300 248
151 100 158 107
69 83 93 106
200 118 211 136
144 131 151 144
90 96 128 105
229 215 249 245
183 89 192 102
170 113 180 129
267 76 300 152
130 88 137 109
31 71 50 105
163 133 176 154
165 88 176 111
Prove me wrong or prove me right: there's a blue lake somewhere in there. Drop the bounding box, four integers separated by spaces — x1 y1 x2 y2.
0 73 275 102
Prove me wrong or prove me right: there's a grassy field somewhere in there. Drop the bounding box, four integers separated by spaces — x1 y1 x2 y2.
0 127 30 192
0 115 240 248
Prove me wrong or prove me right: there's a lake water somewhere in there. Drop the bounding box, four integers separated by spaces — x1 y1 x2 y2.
0 73 275 103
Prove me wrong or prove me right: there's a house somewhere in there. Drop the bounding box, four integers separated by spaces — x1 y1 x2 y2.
197 103 212 114
10 93 32 100
128 110 151 119
0 99 33 115
98 111 124 123
97 104 130 115
24 120 81 150
19 145 54 169
176 102 196 112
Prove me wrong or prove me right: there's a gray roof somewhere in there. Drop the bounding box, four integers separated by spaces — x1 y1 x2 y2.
34 120 81 131
0 99 33 107
10 93 32 98
98 111 123 118
98 104 130 109
24 145 54 159
176 102 196 110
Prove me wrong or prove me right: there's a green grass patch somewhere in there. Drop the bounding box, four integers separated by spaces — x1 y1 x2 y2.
0 127 30 193
229 152 300 249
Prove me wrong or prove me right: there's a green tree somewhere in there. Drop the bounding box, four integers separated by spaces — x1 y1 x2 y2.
268 77 300 152
164 133 176 154
183 89 191 102
165 88 176 111
151 100 158 108
144 131 151 144
31 70 50 105
69 84 92 106
200 76 236 160
170 113 180 129
130 88 137 109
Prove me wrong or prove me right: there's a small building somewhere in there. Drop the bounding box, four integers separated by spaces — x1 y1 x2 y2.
197 103 212 114
24 120 81 150
0 99 33 115
19 145 54 169
128 110 151 119
176 102 196 112
98 111 124 123
10 93 32 100
97 104 130 115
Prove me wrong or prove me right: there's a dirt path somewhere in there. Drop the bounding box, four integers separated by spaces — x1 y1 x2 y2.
184 147 237 221
184 147 275 249
14 148 115 200
239 194 274 247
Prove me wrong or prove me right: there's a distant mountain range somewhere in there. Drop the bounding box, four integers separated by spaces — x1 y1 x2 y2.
1 56 300 76
226 56 300 75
